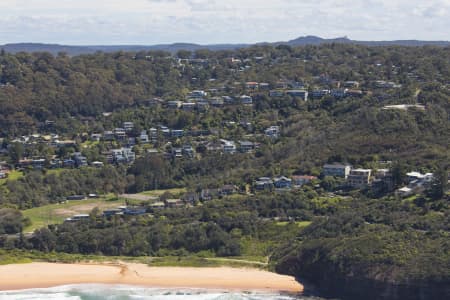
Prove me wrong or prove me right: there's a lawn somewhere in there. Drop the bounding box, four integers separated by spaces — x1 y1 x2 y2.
22 196 125 232
275 221 312 228
139 188 187 197
0 170 23 185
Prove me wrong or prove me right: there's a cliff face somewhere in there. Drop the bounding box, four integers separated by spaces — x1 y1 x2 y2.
275 247 450 300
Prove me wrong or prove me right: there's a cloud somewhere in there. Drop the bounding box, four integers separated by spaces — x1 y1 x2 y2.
0 0 449 44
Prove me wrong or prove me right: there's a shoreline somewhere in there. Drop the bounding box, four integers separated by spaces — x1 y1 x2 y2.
0 262 303 293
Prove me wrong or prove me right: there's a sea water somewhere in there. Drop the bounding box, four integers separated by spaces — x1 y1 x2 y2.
0 284 323 300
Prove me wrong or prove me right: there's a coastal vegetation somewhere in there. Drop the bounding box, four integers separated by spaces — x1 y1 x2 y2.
0 43 449 299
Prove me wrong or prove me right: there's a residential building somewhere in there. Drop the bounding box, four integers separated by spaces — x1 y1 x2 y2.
238 141 255 153
149 128 158 143
172 148 183 158
110 148 135 164
123 207 147 216
123 122 134 132
269 90 284 97
311 89 331 99
165 199 185 208
150 202 166 210
245 82 259 90
347 168 372 188
182 144 195 158
91 161 104 168
372 169 394 192
91 133 102 141
343 81 360 88
103 131 115 141
220 185 238 195
182 192 199 204
188 90 207 99
139 130 149 143
222 96 235 105
255 177 273 191
240 95 253 104
274 176 292 189
265 126 280 139
63 159 75 168
171 129 184 138
73 152 88 167
200 189 220 201
182 102 196 111
210 97 224 107
292 175 317 187
323 163 352 178
406 171 434 183
345 89 363 97
395 186 414 197
331 89 346 99
196 101 209 112
286 90 308 101
259 83 270 90
114 128 126 140
167 100 182 109
221 139 236 154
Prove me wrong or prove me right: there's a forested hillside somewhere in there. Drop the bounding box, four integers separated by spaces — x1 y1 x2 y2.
0 44 449 300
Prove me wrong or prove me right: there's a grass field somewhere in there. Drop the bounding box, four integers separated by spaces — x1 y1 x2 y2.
139 188 187 197
22 196 125 232
0 170 23 185
275 221 312 228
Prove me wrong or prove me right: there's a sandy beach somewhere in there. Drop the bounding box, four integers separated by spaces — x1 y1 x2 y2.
0 262 303 293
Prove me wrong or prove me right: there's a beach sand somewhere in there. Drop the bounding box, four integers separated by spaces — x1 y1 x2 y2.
0 262 303 293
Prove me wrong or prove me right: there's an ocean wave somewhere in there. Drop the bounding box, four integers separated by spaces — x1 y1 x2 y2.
0 284 309 300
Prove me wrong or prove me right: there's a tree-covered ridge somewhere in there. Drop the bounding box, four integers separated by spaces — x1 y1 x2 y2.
0 44 449 135
0 44 448 300
274 196 450 299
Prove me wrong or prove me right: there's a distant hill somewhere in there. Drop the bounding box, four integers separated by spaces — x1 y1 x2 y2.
1 36 449 55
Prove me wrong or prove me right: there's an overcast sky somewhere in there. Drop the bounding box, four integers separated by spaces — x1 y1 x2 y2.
0 0 449 45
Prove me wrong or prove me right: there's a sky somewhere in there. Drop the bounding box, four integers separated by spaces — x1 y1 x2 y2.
0 0 449 45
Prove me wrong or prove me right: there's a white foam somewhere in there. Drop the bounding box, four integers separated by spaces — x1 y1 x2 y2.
0 284 304 300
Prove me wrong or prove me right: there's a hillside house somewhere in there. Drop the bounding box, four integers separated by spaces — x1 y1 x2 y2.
347 168 372 188
201 189 220 201
274 176 292 189
221 140 236 154
239 141 255 153
311 89 331 99
171 130 184 138
166 199 185 208
343 81 360 88
123 122 134 132
139 130 149 143
286 90 308 101
240 95 253 104
182 102 196 111
269 90 284 97
114 128 126 140
255 177 274 191
372 169 394 192
220 184 238 195
73 152 88 167
188 90 207 99
167 101 182 109
323 163 352 178
292 175 317 187
265 126 280 139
